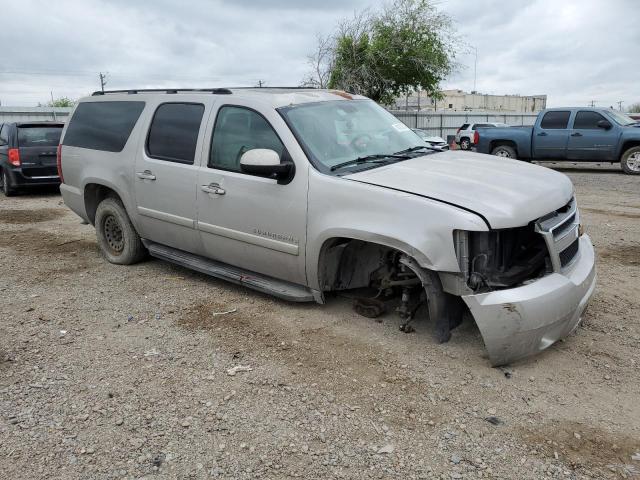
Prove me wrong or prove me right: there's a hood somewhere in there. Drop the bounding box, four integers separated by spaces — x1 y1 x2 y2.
424 136 446 144
346 151 574 229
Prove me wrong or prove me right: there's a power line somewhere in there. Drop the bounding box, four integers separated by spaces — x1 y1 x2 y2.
0 69 222 82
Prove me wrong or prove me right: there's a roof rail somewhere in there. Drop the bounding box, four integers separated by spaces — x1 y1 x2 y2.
91 88 233 96
231 86 318 90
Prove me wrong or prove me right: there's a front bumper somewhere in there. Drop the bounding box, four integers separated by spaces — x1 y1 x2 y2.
462 234 596 366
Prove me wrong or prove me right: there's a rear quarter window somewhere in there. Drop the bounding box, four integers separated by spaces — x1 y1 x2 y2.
63 101 145 152
460 123 470 130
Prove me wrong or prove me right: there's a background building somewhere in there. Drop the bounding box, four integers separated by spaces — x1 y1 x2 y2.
395 89 547 112
0 106 72 123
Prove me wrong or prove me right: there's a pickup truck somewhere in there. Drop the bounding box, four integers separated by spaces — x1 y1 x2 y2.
474 108 640 174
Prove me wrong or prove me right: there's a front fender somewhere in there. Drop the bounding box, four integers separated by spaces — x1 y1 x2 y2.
305 170 487 290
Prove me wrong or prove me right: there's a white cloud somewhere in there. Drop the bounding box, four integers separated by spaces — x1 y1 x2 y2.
440 0 640 107
0 0 638 108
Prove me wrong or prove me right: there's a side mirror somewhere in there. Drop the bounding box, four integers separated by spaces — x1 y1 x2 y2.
597 119 612 130
240 148 293 182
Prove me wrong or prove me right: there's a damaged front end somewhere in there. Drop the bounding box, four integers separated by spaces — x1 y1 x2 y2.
456 197 597 366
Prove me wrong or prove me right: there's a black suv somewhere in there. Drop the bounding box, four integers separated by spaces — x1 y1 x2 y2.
0 121 64 196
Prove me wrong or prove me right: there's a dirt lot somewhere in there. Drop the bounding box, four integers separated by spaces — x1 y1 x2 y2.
1 163 639 479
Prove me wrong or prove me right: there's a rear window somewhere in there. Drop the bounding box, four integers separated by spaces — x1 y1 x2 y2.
63 101 145 152
540 111 571 129
460 123 470 130
17 126 62 147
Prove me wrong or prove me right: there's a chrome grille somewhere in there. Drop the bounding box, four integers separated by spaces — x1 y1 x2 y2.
535 197 581 272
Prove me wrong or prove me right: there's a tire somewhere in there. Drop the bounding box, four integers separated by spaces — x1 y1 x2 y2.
95 197 146 265
0 169 16 197
459 137 471 150
491 145 517 159
620 146 640 175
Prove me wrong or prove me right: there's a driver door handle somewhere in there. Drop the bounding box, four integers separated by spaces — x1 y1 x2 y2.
136 170 156 180
571 132 583 137
201 183 225 195
537 132 548 137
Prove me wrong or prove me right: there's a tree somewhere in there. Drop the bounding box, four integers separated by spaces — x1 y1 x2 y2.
311 0 457 105
629 103 640 113
48 97 75 107
300 34 335 89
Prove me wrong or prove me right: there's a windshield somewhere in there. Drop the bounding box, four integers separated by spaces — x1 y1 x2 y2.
280 100 435 172
18 126 63 147
607 110 636 126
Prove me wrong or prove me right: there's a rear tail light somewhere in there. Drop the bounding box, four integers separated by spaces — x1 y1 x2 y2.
56 144 64 183
473 131 479 145
7 148 20 166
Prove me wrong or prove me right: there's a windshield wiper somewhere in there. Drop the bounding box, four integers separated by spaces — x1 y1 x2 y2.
394 145 441 154
330 153 410 172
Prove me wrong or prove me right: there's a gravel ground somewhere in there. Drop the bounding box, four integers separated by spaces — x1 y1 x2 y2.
1 163 639 479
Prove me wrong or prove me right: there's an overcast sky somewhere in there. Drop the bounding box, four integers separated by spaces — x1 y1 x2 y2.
0 0 638 108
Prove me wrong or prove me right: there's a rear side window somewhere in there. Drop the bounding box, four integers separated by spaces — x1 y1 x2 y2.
17 126 62 147
0 124 8 145
472 123 492 130
573 111 606 129
146 103 205 164
63 101 145 152
540 111 570 129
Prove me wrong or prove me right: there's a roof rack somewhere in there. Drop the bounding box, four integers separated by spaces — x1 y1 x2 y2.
231 86 318 90
92 88 233 96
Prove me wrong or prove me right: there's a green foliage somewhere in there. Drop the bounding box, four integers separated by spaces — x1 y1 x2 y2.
327 0 456 105
48 97 76 107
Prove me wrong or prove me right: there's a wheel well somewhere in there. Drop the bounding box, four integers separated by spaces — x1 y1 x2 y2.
490 140 517 154
621 141 640 159
84 184 122 225
317 238 401 291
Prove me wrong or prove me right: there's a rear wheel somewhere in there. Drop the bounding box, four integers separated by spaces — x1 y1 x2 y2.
95 197 146 264
459 137 471 150
491 145 517 159
0 169 16 197
621 146 640 175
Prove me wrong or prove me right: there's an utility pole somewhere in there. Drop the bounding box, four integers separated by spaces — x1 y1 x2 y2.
99 72 107 92
589 100 595 107
617 100 623 111
473 46 478 93
256 80 265 88
50 91 57 121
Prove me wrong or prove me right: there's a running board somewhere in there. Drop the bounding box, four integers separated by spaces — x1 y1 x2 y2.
144 241 315 303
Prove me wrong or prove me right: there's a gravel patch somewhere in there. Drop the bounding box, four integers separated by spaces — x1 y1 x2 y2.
1 165 639 479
